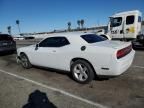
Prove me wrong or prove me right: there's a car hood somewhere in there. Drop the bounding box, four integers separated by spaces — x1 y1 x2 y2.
91 40 131 49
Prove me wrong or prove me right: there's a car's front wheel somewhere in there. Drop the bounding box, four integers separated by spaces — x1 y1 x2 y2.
71 60 94 84
20 53 32 69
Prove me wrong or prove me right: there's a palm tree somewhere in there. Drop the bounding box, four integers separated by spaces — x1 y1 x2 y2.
80 19 84 29
77 20 81 29
16 20 21 34
67 22 71 31
7 26 11 34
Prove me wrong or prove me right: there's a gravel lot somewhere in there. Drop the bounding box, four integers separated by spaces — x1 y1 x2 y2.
0 40 144 108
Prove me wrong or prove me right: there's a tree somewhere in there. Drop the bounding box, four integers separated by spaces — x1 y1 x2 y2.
16 20 21 34
7 26 11 34
67 22 71 31
80 19 84 29
77 20 81 29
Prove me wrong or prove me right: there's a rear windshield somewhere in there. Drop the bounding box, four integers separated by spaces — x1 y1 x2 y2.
81 34 106 43
0 34 12 41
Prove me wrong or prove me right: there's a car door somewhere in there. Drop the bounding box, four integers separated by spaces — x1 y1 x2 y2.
30 36 70 70
110 17 124 39
124 15 136 38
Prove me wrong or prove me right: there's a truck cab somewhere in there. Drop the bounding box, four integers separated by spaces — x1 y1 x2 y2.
107 10 142 41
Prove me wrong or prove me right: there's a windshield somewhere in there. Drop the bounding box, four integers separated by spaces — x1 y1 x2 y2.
110 17 122 27
81 34 106 43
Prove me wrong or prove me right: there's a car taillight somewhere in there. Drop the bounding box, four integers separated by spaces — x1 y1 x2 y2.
117 45 132 59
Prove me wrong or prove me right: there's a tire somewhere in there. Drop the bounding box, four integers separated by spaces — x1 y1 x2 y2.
71 60 94 84
20 53 32 69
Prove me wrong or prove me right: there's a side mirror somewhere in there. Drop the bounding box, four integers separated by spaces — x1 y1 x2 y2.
35 44 39 50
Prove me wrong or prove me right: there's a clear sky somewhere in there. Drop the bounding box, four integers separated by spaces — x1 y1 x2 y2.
0 0 144 34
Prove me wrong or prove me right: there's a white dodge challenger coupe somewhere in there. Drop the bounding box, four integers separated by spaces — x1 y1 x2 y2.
16 33 135 83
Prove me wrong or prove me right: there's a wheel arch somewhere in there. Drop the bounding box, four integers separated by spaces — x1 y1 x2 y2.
19 52 31 62
20 52 26 55
20 52 28 58
19 52 32 68
70 58 97 78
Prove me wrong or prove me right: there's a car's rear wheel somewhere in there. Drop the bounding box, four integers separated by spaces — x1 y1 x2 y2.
71 60 94 84
20 53 32 69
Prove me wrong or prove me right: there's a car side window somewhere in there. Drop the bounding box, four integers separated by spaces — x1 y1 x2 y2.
138 16 141 22
81 34 106 43
126 15 135 25
39 37 70 47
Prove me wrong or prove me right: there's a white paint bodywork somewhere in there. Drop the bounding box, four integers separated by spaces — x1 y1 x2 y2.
17 33 135 76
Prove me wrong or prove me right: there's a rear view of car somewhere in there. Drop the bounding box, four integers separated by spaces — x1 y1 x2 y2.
110 44 135 76
0 34 16 54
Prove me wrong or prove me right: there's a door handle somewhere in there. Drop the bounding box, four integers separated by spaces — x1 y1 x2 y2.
120 30 123 34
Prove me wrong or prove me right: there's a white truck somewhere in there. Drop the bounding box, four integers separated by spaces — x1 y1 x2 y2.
103 10 144 47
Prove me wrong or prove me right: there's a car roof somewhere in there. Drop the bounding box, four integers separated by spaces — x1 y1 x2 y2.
111 10 142 17
41 32 96 45
44 32 95 38
0 34 11 36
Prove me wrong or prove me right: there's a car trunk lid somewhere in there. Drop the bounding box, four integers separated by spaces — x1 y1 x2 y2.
91 40 131 49
91 40 132 59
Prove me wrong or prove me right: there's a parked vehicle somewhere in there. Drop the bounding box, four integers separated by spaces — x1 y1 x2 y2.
0 34 16 54
101 10 144 47
14 36 35 40
16 33 135 84
14 36 25 40
24 36 35 40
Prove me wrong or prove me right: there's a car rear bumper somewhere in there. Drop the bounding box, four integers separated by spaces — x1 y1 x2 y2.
0 46 16 53
110 50 135 76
